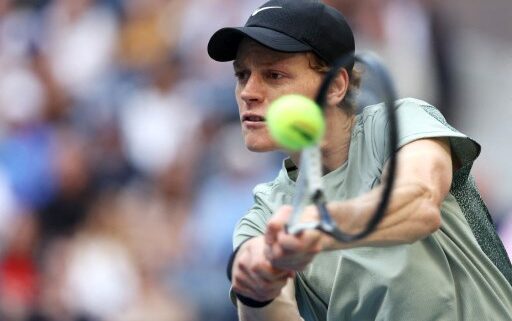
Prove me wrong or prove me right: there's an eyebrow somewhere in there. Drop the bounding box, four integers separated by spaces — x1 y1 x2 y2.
233 55 293 70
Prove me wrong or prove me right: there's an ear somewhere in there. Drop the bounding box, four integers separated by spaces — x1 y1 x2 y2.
326 68 350 107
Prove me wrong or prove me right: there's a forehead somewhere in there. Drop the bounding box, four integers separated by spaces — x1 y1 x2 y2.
234 38 308 68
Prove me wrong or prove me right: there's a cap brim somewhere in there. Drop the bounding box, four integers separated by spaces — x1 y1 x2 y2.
208 26 312 62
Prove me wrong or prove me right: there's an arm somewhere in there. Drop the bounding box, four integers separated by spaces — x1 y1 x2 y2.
327 139 452 248
328 137 452 248
231 235 303 321
266 138 453 269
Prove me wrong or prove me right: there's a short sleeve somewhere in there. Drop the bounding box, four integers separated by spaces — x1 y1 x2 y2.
233 206 269 249
232 168 296 249
372 98 481 171
232 184 274 249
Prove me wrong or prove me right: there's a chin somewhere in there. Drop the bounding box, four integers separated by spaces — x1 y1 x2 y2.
247 145 275 153
244 138 277 153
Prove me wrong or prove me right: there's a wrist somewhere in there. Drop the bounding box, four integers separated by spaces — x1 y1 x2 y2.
235 292 274 308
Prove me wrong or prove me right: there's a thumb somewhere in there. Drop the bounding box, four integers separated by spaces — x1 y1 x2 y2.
265 205 293 245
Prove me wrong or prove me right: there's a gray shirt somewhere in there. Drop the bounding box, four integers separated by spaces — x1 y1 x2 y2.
233 98 512 320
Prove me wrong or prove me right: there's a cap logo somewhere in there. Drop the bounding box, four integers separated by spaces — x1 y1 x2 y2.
251 6 283 16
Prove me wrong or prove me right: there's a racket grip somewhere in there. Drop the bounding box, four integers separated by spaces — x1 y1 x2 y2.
286 221 322 235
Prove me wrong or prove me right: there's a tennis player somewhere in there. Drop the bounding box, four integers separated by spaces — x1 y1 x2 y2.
207 0 512 320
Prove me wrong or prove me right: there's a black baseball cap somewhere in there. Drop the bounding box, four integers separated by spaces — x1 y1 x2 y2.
207 0 355 69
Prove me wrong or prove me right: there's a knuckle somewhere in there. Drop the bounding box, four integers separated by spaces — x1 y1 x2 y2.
253 261 269 273
237 261 248 272
233 275 244 286
254 283 268 294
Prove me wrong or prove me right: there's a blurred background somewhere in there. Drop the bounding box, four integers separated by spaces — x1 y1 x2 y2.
0 0 511 320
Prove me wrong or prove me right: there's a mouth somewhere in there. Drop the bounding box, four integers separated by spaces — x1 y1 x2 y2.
242 114 266 123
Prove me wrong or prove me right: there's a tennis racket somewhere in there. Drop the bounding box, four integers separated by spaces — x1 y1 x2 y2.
286 52 399 242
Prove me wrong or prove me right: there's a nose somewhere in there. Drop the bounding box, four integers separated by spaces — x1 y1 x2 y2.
240 74 264 106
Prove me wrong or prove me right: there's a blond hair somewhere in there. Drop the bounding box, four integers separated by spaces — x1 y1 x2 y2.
306 52 362 114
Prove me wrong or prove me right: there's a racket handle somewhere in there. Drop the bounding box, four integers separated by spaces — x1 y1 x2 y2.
286 221 322 235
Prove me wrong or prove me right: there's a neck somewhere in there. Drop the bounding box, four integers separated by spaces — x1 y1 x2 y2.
290 112 355 174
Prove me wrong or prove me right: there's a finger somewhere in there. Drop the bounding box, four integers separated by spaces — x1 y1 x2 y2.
235 264 267 294
238 257 289 283
233 279 280 302
252 275 289 299
264 239 285 261
266 243 308 273
264 242 279 261
266 233 314 264
275 205 293 222
266 247 311 271
278 230 322 254
270 248 318 270
298 229 323 252
266 205 294 245
235 270 285 295
254 260 291 282
271 258 312 271
268 233 322 271
234 268 288 301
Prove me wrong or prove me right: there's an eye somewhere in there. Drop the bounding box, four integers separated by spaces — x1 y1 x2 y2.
234 70 249 82
268 71 284 80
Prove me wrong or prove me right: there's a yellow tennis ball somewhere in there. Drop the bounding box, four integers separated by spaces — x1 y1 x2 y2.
266 94 325 151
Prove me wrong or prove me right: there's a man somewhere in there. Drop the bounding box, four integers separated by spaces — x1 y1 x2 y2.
207 0 512 320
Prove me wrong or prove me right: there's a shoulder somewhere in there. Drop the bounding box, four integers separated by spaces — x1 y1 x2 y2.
353 97 480 168
358 97 467 143
251 165 295 214
358 97 437 120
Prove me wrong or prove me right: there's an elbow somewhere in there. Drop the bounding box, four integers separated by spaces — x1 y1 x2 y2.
423 201 441 235
408 182 443 243
403 202 441 245
415 185 442 240
422 181 443 234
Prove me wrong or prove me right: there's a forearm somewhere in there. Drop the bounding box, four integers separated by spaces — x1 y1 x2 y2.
238 279 303 321
320 138 453 250
323 179 441 250
265 139 452 272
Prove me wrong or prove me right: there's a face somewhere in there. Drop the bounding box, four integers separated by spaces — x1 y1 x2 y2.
233 39 323 152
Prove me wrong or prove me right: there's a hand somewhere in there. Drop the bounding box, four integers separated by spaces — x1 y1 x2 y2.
264 205 323 271
231 236 294 303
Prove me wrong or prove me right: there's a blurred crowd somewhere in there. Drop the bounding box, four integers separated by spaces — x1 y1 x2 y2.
0 0 510 321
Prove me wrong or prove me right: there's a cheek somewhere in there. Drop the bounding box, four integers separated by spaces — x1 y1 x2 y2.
235 84 241 100
235 87 243 112
299 74 323 100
